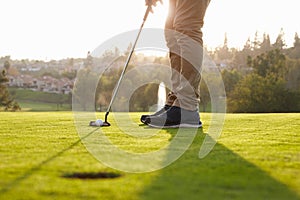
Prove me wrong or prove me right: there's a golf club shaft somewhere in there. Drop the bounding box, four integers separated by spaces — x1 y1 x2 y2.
105 6 152 123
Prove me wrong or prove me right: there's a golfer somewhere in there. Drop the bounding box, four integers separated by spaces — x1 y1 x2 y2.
141 0 211 128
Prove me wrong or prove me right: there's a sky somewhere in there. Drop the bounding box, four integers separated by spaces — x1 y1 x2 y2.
0 0 299 60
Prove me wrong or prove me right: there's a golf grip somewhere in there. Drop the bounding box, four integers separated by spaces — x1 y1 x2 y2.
144 5 152 21
104 6 152 123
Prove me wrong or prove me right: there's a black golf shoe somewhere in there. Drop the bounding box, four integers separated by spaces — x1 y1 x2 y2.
140 105 171 124
144 106 202 128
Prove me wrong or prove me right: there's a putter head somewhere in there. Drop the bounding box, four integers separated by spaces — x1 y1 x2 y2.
102 121 111 127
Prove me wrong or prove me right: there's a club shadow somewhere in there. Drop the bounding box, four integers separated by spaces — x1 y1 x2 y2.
0 128 99 195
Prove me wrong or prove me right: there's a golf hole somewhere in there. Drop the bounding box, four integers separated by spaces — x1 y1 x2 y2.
62 172 122 180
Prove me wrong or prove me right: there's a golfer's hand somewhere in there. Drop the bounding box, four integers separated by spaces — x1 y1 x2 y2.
145 0 163 12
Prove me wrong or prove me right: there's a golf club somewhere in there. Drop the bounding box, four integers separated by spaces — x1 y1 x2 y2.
90 5 152 127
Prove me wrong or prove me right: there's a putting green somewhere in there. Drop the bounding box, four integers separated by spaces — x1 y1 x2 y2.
0 112 299 200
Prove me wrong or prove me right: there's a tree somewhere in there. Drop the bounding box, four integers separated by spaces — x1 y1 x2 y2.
72 68 98 111
273 28 286 50
2 56 11 71
62 70 77 80
228 50 299 113
243 37 252 52
216 33 233 61
286 58 300 91
247 49 286 79
231 38 252 70
260 33 272 53
228 73 297 112
84 51 93 69
221 69 241 94
199 79 210 112
4 60 10 71
252 31 261 50
0 70 20 111
289 32 300 59
293 32 300 47
129 83 158 112
95 66 123 111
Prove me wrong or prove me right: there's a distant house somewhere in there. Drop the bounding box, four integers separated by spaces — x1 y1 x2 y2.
8 74 34 88
39 76 73 94
8 75 74 94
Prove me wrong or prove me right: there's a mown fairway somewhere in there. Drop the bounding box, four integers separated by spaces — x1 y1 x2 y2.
0 112 299 200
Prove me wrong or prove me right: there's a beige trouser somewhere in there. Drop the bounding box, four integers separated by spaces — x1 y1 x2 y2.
165 0 210 111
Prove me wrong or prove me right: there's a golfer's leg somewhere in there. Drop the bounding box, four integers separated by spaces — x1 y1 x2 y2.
173 32 203 111
173 0 210 111
165 0 180 106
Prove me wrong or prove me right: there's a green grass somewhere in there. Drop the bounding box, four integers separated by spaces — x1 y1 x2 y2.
8 88 72 111
0 112 299 200
17 101 71 111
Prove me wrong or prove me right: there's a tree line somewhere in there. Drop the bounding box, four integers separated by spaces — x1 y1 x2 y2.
2 29 300 112
73 30 300 113
215 30 300 112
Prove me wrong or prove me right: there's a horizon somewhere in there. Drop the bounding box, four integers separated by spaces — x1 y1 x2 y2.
0 0 299 61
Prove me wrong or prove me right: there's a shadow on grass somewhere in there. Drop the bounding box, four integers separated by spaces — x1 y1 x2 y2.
0 128 99 196
140 128 300 200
